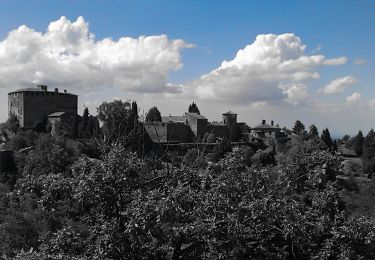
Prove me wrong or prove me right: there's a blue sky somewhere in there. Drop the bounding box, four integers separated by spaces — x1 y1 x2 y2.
0 1 374 136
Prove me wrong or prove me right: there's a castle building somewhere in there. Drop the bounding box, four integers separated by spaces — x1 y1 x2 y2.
8 85 77 128
222 111 238 141
144 110 245 144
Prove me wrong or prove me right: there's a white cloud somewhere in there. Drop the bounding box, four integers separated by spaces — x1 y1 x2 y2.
188 33 347 104
354 59 366 65
346 92 362 104
320 76 357 94
0 16 192 93
279 83 308 105
369 99 375 111
250 101 268 108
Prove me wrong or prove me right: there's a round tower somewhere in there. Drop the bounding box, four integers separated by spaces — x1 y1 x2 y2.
222 111 237 141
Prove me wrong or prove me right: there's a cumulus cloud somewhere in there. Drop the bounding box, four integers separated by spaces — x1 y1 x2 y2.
279 83 308 105
354 59 366 65
346 92 362 104
188 33 346 104
320 76 357 94
0 16 191 93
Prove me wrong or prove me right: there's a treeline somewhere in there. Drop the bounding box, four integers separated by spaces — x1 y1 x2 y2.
344 130 375 176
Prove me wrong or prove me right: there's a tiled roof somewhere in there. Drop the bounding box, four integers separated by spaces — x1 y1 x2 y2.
252 123 279 130
162 115 186 123
185 113 207 120
211 121 225 126
338 145 357 156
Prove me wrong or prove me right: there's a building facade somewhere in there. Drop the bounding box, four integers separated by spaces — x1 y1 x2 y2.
8 85 77 127
251 120 287 139
144 111 245 144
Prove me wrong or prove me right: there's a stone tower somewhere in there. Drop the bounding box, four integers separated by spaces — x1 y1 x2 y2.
8 85 77 128
222 111 237 141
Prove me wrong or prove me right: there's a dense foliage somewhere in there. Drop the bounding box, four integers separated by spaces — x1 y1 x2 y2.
188 102 200 114
292 120 305 135
0 139 372 259
145 106 162 122
97 100 138 143
1 109 375 259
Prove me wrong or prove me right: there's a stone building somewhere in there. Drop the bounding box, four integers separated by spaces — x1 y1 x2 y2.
48 112 78 136
251 120 287 139
184 113 208 138
222 111 238 141
144 110 245 144
8 85 77 128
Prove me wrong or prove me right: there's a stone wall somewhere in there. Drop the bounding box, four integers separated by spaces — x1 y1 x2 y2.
8 92 24 125
209 124 228 139
8 91 77 127
144 122 192 143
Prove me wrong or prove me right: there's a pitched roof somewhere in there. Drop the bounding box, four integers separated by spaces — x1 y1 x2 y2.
185 113 207 120
211 121 225 126
338 145 357 157
161 115 186 123
252 123 279 130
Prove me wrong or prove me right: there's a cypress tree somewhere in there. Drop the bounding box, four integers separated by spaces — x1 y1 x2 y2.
188 102 200 114
321 128 333 147
363 129 375 175
292 120 305 135
352 130 364 155
308 124 319 139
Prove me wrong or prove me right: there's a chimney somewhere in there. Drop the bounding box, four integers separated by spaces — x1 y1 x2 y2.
55 88 58 93
271 120 274 126
37 85 48 91
64 89 67 93
262 119 266 125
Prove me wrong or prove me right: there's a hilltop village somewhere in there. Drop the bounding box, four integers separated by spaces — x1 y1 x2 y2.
2 85 375 259
7 85 289 145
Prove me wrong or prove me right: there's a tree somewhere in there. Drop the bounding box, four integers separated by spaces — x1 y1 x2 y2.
292 120 305 135
321 127 333 147
81 107 89 137
145 106 162 122
342 134 350 142
130 101 139 132
97 100 135 142
363 129 375 176
188 102 200 114
352 130 364 155
308 124 319 139
131 101 138 120
1 114 20 134
86 116 100 138
70 115 79 139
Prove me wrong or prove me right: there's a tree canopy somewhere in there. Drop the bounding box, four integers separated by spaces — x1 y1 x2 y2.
352 130 364 155
188 102 200 114
308 124 319 139
292 120 305 135
97 100 136 142
145 106 162 122
321 127 333 147
363 129 375 176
